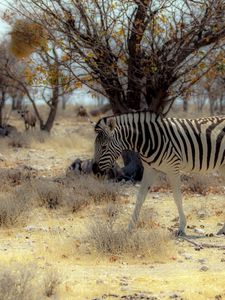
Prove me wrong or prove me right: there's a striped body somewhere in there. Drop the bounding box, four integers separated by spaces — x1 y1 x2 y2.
93 111 225 235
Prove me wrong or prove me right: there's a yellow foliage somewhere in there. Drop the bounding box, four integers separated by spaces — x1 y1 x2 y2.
75 81 83 88
87 51 95 58
117 27 125 36
9 19 48 59
24 67 34 84
48 65 58 86
198 62 206 70
61 54 70 62
159 15 168 24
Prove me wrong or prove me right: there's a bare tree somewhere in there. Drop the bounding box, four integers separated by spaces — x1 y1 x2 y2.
3 40 74 132
0 42 26 126
4 0 225 179
7 0 225 114
189 49 225 114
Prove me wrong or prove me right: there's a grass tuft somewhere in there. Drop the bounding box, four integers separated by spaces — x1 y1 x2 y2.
87 203 173 260
0 187 31 227
0 263 60 300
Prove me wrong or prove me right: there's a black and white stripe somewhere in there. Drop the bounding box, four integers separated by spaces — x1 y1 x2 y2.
93 111 225 235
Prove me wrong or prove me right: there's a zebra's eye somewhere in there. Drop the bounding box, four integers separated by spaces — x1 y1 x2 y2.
101 144 107 151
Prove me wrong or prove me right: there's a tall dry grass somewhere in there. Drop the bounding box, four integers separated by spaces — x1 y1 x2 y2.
0 263 59 300
87 202 174 261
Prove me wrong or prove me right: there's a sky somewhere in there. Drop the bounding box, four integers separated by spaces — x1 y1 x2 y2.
0 1 100 106
0 0 11 40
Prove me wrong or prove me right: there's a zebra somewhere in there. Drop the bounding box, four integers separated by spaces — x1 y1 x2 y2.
92 110 225 236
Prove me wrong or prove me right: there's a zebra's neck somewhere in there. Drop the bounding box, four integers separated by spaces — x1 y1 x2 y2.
114 110 164 155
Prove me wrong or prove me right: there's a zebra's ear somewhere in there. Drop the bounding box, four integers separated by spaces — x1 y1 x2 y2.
106 117 116 132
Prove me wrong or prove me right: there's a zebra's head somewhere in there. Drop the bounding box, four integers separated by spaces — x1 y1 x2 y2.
92 117 122 176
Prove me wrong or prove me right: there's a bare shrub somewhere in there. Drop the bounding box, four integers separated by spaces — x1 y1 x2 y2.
0 264 38 300
183 174 211 195
137 208 159 230
62 175 120 212
0 264 60 300
44 270 60 298
32 179 63 209
89 220 172 258
0 187 30 226
62 188 88 213
0 167 37 188
87 208 172 259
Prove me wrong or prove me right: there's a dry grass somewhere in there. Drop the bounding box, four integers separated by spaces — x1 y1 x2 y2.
8 132 32 148
151 172 224 195
0 185 31 227
0 264 37 300
32 178 64 209
62 175 121 212
87 202 173 260
44 270 60 298
182 174 223 195
0 167 37 190
38 132 93 155
0 263 59 300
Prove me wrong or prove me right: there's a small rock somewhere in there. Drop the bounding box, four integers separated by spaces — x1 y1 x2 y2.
183 254 192 260
187 225 196 229
195 246 202 251
96 280 104 284
194 228 205 235
206 233 214 237
198 259 206 264
197 211 207 218
16 234 23 238
169 293 179 298
221 258 225 262
200 266 209 272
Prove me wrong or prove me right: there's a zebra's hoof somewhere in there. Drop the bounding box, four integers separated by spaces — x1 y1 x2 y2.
216 228 225 235
176 230 186 237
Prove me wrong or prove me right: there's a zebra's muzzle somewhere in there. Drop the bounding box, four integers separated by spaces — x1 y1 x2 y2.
92 162 105 177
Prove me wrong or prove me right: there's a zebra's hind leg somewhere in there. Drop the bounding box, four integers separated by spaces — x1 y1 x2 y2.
217 224 225 235
128 168 159 232
217 165 225 235
168 174 186 236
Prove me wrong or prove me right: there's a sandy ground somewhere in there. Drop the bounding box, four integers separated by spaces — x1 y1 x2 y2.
0 109 225 300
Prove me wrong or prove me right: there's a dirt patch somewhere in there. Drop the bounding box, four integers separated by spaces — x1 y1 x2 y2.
0 111 225 300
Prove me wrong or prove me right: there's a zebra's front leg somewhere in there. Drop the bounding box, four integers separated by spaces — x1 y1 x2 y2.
128 168 159 232
168 174 186 236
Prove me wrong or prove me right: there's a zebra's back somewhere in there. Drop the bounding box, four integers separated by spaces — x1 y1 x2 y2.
160 115 225 173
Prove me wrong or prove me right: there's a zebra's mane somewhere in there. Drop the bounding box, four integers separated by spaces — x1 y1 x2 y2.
95 109 162 132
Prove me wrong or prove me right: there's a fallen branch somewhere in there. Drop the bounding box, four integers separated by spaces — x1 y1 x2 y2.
180 236 225 250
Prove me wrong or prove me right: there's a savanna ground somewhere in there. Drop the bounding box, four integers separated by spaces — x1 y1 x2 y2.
0 106 225 300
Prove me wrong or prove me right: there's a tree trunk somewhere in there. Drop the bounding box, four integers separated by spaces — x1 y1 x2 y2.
209 97 215 115
0 90 6 127
12 97 23 110
62 98 66 110
41 85 59 132
183 98 188 112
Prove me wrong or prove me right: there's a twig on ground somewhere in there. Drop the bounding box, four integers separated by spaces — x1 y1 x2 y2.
180 236 225 250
